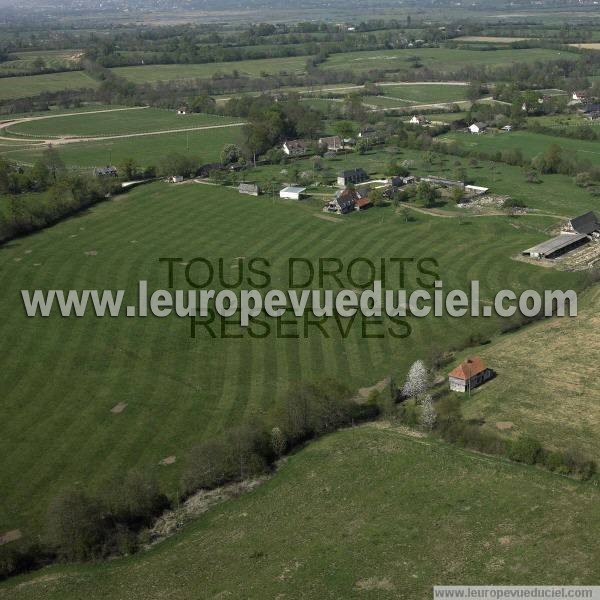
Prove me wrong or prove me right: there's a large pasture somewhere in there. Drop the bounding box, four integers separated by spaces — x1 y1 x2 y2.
111 55 308 84
2 426 600 599
4 108 242 138
0 181 584 537
321 47 579 74
0 71 97 101
1 124 244 168
441 129 600 161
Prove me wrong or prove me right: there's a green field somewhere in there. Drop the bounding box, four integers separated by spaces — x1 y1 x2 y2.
111 55 308 84
462 286 600 461
0 181 586 538
2 425 600 599
109 47 579 87
4 108 242 138
376 83 470 104
0 71 97 101
321 47 579 74
1 124 244 168
0 50 81 77
441 129 600 161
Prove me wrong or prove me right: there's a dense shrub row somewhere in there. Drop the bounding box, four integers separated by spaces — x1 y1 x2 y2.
399 394 598 482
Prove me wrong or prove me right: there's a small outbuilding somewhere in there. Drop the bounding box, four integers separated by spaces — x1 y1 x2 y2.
582 103 600 120
409 115 429 126
449 357 493 393
279 186 306 200
468 122 487 135
176 106 188 115
168 175 184 183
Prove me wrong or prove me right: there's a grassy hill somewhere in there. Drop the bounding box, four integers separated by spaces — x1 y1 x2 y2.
2 425 599 599
0 182 585 538
462 285 600 460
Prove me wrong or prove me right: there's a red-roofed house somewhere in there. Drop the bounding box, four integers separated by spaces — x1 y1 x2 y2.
448 357 493 393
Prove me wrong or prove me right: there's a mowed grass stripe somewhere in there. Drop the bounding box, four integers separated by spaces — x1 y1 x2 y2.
0 181 587 534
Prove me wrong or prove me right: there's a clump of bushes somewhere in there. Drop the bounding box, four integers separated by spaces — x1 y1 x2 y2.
182 379 377 496
426 394 597 481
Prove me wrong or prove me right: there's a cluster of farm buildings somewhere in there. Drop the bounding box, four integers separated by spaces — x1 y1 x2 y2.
522 211 600 260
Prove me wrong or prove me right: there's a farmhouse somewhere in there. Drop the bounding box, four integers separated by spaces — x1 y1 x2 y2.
468 122 487 134
318 136 343 151
571 91 588 103
282 139 309 157
279 186 306 200
94 166 118 177
449 357 493 393
325 187 372 214
238 183 260 196
563 211 600 236
522 234 589 259
409 115 429 126
337 168 368 187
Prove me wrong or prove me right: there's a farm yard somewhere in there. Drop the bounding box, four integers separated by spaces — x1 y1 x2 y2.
239 147 598 217
0 181 585 537
2 425 600 599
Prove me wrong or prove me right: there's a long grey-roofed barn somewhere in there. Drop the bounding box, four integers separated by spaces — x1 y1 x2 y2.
522 234 589 259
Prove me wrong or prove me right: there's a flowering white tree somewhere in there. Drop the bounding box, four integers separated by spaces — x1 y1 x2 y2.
270 426 286 458
402 360 430 398
420 395 437 430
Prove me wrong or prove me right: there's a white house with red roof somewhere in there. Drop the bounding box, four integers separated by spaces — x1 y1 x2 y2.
448 357 493 393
